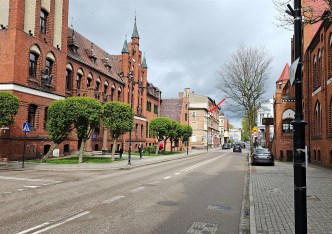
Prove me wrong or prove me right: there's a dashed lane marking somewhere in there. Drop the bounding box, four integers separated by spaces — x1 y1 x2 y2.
130 186 145 192
102 195 125 204
163 176 171 180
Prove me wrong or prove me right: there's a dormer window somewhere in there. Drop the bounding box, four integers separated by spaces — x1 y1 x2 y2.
40 10 48 34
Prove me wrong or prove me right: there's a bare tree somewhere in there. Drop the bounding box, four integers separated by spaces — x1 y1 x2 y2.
216 44 273 150
273 0 332 30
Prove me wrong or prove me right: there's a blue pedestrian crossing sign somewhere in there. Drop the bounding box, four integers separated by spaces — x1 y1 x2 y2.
22 122 31 132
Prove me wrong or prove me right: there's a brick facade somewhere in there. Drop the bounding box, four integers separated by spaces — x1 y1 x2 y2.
0 0 161 160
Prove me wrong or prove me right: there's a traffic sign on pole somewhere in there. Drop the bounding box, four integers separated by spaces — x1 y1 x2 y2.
22 122 31 132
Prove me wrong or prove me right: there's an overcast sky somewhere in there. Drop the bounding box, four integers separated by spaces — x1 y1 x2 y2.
69 0 293 127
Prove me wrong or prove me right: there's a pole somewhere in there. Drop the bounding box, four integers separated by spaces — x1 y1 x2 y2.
128 82 134 165
22 132 26 168
292 0 307 232
187 104 189 155
206 112 209 152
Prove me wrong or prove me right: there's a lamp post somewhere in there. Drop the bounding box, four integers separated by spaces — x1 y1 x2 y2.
187 103 189 155
128 74 144 165
287 1 307 233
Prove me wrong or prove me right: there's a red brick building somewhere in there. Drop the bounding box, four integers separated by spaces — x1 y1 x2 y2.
271 64 296 161
272 0 332 166
0 0 160 160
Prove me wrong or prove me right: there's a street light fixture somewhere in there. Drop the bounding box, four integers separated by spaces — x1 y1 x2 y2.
127 71 145 165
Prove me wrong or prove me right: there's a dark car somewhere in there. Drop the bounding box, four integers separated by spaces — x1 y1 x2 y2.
233 143 242 153
251 147 274 166
222 143 231 149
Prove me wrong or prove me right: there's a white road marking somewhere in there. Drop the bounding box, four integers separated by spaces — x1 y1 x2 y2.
181 157 219 173
163 176 171 180
24 186 40 189
0 176 60 183
17 223 50 234
102 195 125 203
130 186 145 192
174 172 181 175
31 211 90 234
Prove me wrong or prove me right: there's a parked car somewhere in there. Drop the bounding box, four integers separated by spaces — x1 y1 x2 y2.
233 143 242 153
222 143 231 149
251 147 274 166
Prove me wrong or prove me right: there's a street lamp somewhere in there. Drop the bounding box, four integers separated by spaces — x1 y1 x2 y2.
287 1 307 233
128 71 145 165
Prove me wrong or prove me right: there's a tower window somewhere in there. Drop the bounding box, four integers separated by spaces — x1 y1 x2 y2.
40 10 48 34
28 104 37 127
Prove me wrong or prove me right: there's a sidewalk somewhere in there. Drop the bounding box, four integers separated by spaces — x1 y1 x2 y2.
250 161 332 234
0 149 211 171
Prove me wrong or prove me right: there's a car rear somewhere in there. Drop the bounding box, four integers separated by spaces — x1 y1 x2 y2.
251 148 274 165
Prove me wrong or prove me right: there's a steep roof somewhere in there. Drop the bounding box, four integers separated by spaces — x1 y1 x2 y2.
277 63 289 82
131 17 140 39
67 28 123 84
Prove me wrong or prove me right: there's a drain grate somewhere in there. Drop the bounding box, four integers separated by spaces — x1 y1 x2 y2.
207 204 232 212
187 222 218 234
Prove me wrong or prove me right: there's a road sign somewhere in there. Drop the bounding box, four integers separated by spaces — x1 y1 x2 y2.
22 122 31 132
289 57 300 86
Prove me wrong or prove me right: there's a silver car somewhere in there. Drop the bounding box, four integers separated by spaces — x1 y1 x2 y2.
251 147 274 166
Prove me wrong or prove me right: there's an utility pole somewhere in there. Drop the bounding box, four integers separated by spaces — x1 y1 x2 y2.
288 0 307 233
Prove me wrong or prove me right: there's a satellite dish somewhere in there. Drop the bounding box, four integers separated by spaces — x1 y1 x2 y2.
289 57 300 86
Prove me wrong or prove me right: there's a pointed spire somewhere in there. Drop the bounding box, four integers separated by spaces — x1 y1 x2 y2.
142 53 148 68
121 35 129 53
131 15 140 39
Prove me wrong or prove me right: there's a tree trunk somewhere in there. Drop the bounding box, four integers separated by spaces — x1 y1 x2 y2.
170 140 173 152
40 143 58 162
79 139 85 163
155 138 159 156
163 140 167 154
111 138 117 161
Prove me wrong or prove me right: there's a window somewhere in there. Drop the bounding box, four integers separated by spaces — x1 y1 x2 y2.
76 74 82 89
314 101 322 136
117 89 122 102
28 104 37 127
153 104 158 114
329 97 332 136
44 107 48 129
147 101 151 112
185 113 188 121
40 10 47 34
29 52 38 77
282 119 293 133
95 80 100 91
45 58 53 76
66 69 72 91
87 78 92 88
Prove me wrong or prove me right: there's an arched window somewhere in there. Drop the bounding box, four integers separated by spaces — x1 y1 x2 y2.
313 56 318 90
76 69 83 90
118 87 122 102
95 77 101 91
29 52 39 78
28 104 37 127
329 34 332 76
318 49 322 88
66 64 73 91
111 84 115 101
314 101 322 136
87 73 93 88
282 109 295 133
103 81 108 95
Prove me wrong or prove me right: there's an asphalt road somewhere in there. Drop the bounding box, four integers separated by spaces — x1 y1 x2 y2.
0 149 248 234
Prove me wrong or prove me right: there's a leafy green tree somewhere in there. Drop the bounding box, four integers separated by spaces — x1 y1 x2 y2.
41 99 74 162
180 124 193 149
168 120 182 152
103 101 133 160
0 92 20 127
66 97 102 163
241 116 250 142
149 117 173 154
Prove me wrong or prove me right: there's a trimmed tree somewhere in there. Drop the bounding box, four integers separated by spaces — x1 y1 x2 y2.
180 124 193 150
103 101 133 160
169 120 182 152
41 99 74 162
66 97 102 163
0 92 20 127
149 117 173 154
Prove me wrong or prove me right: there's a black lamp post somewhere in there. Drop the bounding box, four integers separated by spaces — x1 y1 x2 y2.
128 73 144 165
287 1 307 233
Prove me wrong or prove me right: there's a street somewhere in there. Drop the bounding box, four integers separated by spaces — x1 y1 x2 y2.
0 149 248 234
